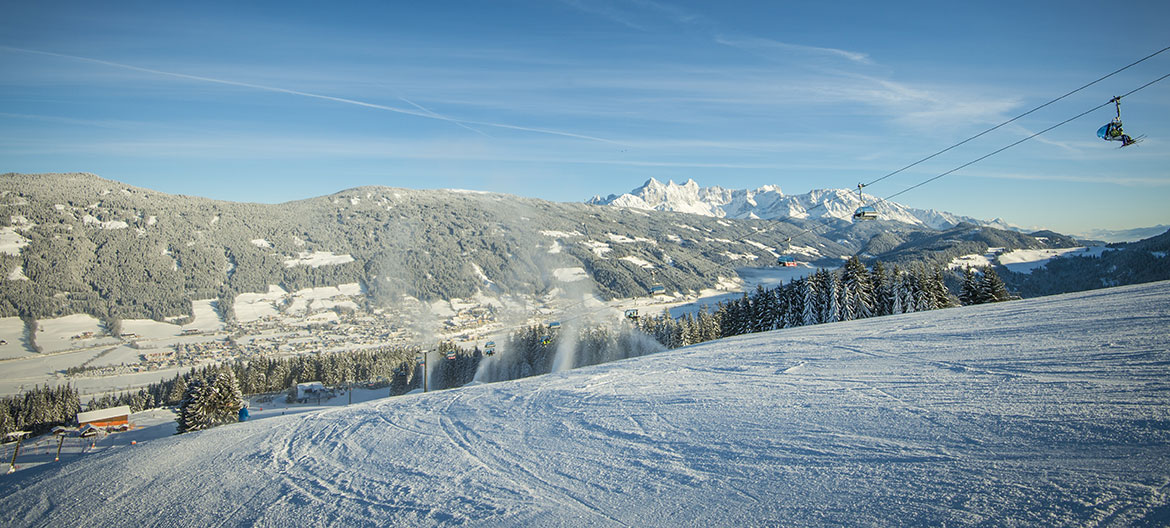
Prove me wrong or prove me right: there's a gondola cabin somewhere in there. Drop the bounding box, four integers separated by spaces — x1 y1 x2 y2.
777 255 797 267
852 206 878 220
624 309 639 319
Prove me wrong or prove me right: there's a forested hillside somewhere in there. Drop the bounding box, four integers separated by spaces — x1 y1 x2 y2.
0 173 1081 325
0 173 829 322
1004 229 1170 296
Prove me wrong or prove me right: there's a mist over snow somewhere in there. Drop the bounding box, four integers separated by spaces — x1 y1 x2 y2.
1075 224 1170 243
3 281 1169 526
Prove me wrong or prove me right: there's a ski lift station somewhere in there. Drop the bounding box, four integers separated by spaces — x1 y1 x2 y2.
295 382 327 401
76 405 132 430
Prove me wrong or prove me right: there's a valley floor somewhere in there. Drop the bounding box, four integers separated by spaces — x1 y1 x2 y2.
2 281 1169 526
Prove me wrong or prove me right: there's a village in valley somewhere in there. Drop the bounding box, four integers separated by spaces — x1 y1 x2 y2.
0 261 765 400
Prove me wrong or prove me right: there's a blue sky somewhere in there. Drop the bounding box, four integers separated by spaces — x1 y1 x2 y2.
1 0 1168 235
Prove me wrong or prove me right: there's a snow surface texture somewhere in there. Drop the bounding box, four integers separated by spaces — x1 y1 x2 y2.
588 177 1015 231
4 282 1170 526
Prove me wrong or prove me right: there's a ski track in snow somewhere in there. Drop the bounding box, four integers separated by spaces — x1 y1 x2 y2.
3 282 1170 526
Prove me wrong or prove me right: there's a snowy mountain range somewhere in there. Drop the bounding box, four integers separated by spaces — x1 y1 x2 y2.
588 178 1016 231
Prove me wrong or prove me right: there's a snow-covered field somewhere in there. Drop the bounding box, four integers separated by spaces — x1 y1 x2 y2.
283 250 356 268
0 226 30 255
998 247 1109 274
232 285 287 322
7 281 1166 525
949 246 1110 274
0 317 31 360
34 314 117 354
668 265 818 317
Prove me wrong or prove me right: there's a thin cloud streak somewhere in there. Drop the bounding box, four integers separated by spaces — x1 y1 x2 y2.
715 35 872 64
0 46 620 145
964 169 1170 187
0 133 815 171
397 95 492 138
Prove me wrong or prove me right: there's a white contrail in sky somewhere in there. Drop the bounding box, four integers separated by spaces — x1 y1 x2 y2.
0 46 620 144
396 95 492 138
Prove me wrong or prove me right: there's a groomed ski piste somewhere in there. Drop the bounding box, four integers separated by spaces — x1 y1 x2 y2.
3 281 1169 526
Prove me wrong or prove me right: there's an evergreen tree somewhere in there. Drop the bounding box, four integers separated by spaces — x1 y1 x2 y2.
0 401 13 438
166 375 188 406
696 309 720 342
175 370 244 434
890 266 906 315
749 285 775 333
176 379 214 434
912 266 933 312
930 267 955 309
979 266 1011 303
870 261 890 316
959 266 980 305
825 271 841 323
802 275 819 326
782 282 802 329
210 369 245 418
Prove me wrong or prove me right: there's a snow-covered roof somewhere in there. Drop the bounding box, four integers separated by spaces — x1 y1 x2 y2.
76 405 132 424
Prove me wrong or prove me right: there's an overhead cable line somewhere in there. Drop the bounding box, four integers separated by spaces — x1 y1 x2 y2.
773 66 1170 251
479 60 1170 342
778 47 1170 238
876 71 1170 205
861 45 1170 189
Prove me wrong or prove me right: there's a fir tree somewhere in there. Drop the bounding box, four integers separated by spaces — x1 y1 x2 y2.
959 266 980 305
930 267 954 309
825 271 841 323
165 375 188 406
842 256 874 320
979 266 1011 303
175 370 244 434
890 267 906 315
802 275 820 326
0 401 12 438
176 379 213 434
870 261 890 316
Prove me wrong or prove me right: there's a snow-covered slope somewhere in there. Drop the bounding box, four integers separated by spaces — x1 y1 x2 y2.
4 282 1170 526
588 178 1006 230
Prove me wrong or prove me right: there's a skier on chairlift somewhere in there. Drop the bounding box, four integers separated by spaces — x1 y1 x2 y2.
1098 96 1141 147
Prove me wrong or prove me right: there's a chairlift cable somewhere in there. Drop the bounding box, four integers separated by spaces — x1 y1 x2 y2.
483 67 1170 344
861 45 1170 190
876 71 1170 205
772 69 1170 253
783 48 1170 239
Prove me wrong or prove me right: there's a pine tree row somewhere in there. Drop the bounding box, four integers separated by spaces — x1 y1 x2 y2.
958 266 1014 305
0 384 81 439
635 258 1008 350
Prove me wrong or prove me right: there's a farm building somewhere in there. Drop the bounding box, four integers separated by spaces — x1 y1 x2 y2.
76 405 132 430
